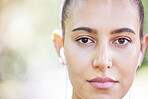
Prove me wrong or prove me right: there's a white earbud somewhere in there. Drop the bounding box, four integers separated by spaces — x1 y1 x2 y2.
60 47 66 64
136 51 142 69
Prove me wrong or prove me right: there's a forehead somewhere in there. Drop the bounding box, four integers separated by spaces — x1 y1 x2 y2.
72 0 136 13
71 0 137 14
66 0 139 32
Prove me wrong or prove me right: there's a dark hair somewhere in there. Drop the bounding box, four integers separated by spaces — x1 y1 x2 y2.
61 0 72 34
135 0 144 38
61 0 144 38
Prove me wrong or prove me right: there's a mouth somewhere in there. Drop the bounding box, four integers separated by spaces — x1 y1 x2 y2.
87 77 118 90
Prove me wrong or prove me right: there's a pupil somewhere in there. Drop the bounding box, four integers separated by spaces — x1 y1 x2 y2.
82 38 88 43
118 38 125 44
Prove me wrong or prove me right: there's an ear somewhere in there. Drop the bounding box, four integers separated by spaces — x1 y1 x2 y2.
52 29 64 60
141 34 148 64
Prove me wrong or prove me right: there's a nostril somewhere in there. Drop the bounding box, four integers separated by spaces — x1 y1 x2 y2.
107 65 111 68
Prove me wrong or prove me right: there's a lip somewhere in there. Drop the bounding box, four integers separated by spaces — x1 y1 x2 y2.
87 77 118 90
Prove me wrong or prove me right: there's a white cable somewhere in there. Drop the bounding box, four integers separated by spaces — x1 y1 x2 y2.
65 67 73 99
65 67 68 99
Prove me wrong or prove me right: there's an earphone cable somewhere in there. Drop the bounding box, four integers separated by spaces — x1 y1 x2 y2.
65 67 68 99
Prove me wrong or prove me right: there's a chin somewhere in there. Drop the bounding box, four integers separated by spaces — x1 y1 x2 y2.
81 94 113 99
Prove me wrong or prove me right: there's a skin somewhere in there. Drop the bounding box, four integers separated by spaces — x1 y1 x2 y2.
53 0 148 99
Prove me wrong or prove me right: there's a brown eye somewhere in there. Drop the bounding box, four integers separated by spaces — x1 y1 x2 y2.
118 38 126 44
76 37 94 44
113 38 131 45
81 38 89 43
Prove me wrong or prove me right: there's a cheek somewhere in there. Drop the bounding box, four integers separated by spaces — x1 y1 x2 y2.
65 46 92 76
115 51 138 72
64 35 94 77
64 46 94 91
113 47 139 88
112 41 140 74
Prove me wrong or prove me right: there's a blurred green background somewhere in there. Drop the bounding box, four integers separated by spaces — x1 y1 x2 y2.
0 0 147 99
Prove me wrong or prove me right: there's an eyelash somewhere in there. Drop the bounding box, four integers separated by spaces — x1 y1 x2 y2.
112 37 132 46
76 37 95 45
76 36 132 47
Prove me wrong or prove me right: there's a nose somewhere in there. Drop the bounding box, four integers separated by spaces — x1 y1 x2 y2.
92 45 112 71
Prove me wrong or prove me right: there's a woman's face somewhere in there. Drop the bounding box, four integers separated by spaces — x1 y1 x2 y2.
63 0 141 99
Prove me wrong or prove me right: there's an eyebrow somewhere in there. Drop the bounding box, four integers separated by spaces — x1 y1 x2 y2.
72 27 136 35
72 27 97 34
111 28 136 35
